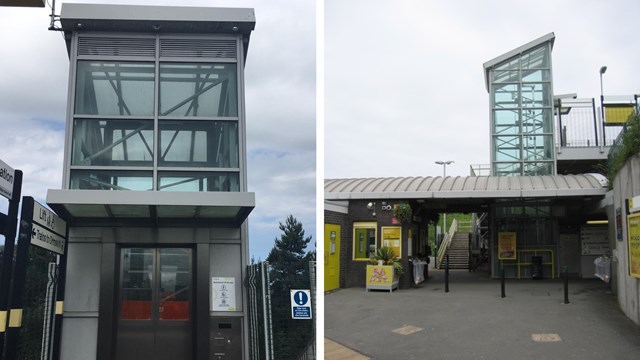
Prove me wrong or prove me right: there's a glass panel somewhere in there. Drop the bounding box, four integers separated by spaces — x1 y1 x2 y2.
492 70 519 83
494 162 521 177
70 170 153 190
522 108 553 133
493 109 520 135
494 58 519 71
523 135 553 161
159 249 190 321
353 226 376 260
493 83 519 109
522 69 550 82
523 162 553 176
521 45 549 69
159 63 238 117
159 121 238 167
75 61 155 116
72 119 154 166
494 136 521 161
158 172 239 192
521 83 551 108
121 248 153 320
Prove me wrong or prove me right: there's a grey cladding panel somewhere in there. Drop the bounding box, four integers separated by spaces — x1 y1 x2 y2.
65 243 102 312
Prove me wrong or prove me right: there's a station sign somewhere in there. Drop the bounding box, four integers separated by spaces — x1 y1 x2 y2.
20 197 67 255
290 289 312 319
0 158 15 200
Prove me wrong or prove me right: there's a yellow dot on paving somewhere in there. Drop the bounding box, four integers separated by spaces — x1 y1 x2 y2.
531 333 562 342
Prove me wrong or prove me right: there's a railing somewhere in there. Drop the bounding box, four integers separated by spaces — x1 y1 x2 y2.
436 218 458 268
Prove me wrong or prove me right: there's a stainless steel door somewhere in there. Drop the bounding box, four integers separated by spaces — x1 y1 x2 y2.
116 248 192 360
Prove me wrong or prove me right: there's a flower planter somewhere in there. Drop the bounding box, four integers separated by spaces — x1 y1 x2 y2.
366 265 399 292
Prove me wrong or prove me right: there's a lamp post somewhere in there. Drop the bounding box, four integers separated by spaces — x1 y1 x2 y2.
435 160 454 232
599 66 607 144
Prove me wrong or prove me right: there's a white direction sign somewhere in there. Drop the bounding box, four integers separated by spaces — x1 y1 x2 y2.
30 199 67 255
32 200 67 237
290 289 312 319
31 223 66 255
0 158 15 200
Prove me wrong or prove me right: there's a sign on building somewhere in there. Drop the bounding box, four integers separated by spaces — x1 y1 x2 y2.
498 232 516 260
290 289 312 319
20 197 67 255
211 277 236 311
0 158 15 200
580 226 609 256
628 213 640 279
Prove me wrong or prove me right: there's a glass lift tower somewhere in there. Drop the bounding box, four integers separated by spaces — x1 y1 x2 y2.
46 4 255 359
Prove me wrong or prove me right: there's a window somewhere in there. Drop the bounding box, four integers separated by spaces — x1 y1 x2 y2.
70 38 243 192
158 172 239 192
159 121 238 168
75 61 155 116
159 63 237 117
70 170 153 190
353 222 377 260
72 119 153 166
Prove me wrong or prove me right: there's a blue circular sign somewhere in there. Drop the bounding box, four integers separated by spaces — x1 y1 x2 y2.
293 291 308 306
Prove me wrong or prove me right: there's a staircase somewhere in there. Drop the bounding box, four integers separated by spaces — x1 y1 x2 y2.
445 233 470 269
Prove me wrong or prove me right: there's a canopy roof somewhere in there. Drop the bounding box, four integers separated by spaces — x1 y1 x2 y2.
325 174 608 201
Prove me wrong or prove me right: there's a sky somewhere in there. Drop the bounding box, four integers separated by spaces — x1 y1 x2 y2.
325 0 640 179
0 0 316 261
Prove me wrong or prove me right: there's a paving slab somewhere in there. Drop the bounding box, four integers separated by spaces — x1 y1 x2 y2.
325 265 640 359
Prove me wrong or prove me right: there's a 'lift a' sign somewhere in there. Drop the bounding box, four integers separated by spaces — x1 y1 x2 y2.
19 197 67 255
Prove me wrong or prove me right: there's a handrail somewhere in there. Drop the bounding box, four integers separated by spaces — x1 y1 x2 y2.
437 218 458 267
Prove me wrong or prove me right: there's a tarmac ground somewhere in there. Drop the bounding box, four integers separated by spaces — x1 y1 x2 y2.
324 261 640 359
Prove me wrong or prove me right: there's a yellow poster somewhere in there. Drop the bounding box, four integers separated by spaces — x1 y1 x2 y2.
381 226 402 258
498 232 516 260
628 213 640 278
366 265 394 286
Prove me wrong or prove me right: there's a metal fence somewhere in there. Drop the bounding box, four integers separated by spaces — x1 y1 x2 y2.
246 260 316 360
12 246 58 360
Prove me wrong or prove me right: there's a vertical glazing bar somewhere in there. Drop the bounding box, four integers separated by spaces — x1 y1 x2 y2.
592 98 599 146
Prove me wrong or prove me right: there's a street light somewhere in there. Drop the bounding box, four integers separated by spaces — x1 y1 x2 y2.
599 66 607 143
435 160 454 233
599 66 607 96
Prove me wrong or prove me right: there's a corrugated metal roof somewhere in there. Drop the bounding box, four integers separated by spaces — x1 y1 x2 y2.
325 174 608 200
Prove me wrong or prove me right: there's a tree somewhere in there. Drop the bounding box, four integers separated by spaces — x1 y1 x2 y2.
265 215 314 359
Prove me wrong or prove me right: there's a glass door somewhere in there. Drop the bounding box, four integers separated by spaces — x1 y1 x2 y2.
116 248 192 360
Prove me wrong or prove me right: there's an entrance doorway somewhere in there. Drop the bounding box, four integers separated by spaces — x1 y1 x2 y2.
115 248 192 360
325 224 341 291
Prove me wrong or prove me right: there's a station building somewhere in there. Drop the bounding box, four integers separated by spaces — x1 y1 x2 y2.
324 32 635 292
45 4 255 359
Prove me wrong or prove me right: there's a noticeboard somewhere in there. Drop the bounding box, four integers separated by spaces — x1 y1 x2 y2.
381 226 402 258
498 232 516 260
628 213 640 278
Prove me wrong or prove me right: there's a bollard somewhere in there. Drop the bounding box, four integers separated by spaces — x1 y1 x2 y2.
500 262 506 298
563 265 570 304
445 253 450 293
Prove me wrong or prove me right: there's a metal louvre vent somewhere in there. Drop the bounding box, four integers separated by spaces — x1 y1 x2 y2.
160 39 237 59
78 37 156 57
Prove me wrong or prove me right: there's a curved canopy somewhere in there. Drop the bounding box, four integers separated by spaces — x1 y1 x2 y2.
325 174 608 201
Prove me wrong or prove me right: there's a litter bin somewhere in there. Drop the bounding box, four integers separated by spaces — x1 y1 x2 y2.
531 256 543 279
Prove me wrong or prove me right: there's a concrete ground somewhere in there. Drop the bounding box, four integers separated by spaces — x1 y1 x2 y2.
324 262 640 359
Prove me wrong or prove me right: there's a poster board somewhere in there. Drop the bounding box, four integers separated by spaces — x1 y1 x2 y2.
628 213 640 278
381 226 402 258
498 232 516 260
